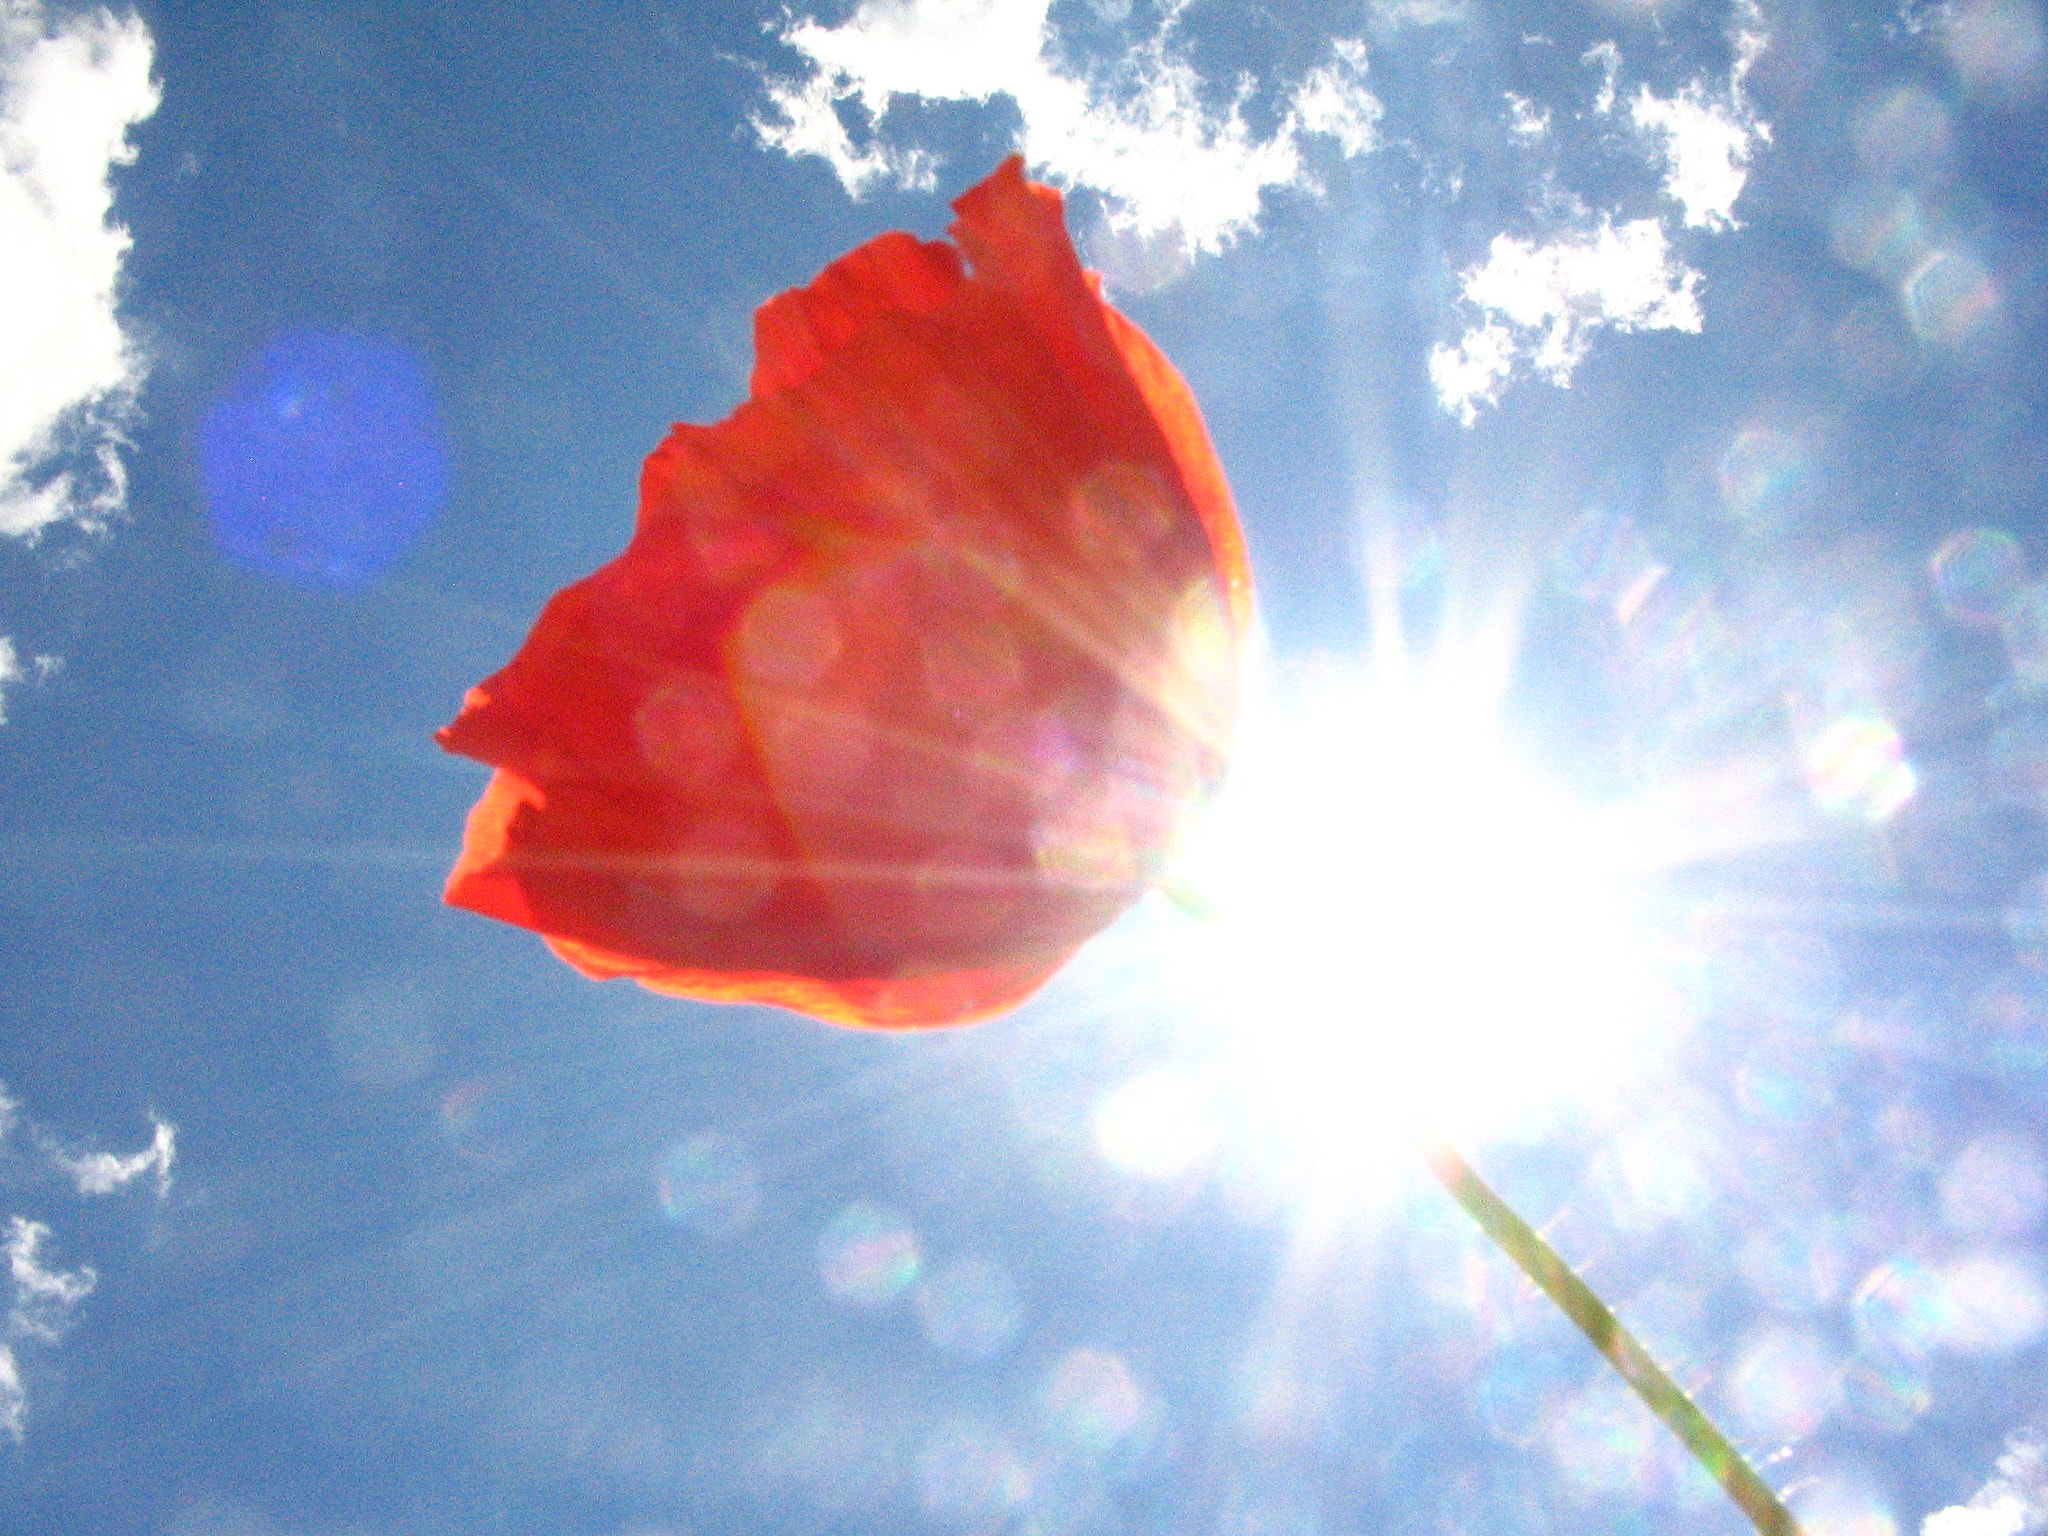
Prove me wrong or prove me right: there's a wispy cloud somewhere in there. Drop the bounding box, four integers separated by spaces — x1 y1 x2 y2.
0 635 61 723
6 1217 95 1344
1505 91 1551 138
0 1083 175 1438
1625 45 1770 232
1 1217 96 1440
1431 12 1769 424
43 1113 176 1198
0 0 159 539
1586 39 1621 115
752 0 1381 253
1429 218 1702 425
0 1345 19 1444
749 0 1765 418
1924 1428 2048 1536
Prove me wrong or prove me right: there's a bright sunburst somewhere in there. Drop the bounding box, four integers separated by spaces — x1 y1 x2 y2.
1157 635 1688 1171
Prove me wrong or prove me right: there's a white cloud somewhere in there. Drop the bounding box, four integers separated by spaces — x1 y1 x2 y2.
6 1216 94 1346
0 1085 176 1438
1629 79 1770 230
1734 0 1771 87
44 1113 176 1198
0 1344 20 1441
1434 18 1770 424
1928 1497 2034 1536
753 0 1381 252
0 636 58 724
1585 40 1621 114
1427 320 1516 426
1505 91 1551 137
0 1218 95 1441
1429 217 1702 424
1924 1429 2048 1536
0 0 159 539
1289 37 1382 160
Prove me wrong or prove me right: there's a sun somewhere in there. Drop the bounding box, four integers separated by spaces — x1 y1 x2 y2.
1155 640 1686 1172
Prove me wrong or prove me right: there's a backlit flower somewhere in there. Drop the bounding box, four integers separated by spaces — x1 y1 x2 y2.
437 157 1250 1028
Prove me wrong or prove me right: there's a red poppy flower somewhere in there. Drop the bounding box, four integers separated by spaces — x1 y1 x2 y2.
436 157 1251 1028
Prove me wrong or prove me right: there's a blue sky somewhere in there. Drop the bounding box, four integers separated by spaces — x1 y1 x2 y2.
3 0 2048 1532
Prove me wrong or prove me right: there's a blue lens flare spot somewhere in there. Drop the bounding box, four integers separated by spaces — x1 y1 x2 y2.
201 330 448 585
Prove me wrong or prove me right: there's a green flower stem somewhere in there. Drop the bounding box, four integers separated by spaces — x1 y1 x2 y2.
1413 1135 1803 1536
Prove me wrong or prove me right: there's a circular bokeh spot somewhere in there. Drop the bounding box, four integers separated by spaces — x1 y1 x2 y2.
1043 1347 1151 1459
657 1131 762 1238
1930 528 2026 627
1553 509 1662 612
914 1256 1024 1359
816 1201 921 1308
1718 427 1815 525
438 1076 538 1171
201 329 448 585
1841 1350 1932 1433
1934 1253 2048 1353
914 1419 1030 1522
1790 1477 1898 1536
1726 1328 1840 1440
1904 249 1999 345
1548 1377 1661 1495
1939 1133 2046 1237
1852 1258 1950 1357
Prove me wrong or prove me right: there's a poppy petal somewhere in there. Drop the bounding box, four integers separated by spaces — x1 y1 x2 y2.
437 156 1251 1029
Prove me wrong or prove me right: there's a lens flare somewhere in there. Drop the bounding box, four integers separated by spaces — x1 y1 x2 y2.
1852 1258 1951 1357
438 1076 537 1171
1093 1067 1222 1179
200 329 447 586
1946 0 2048 100
1852 85 1955 184
1939 1134 2046 1237
1803 716 1917 822
1737 1219 1854 1313
1830 183 1932 284
1997 581 2048 688
914 1419 1030 1521
1549 1376 1662 1495
1841 1351 1931 1433
1554 509 1663 617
